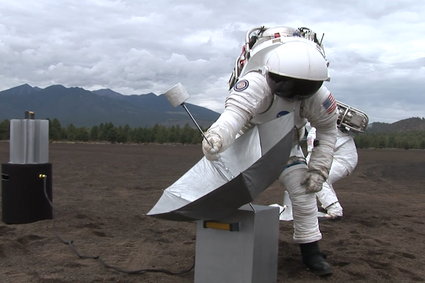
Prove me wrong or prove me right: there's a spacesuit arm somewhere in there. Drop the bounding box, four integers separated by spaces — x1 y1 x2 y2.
202 71 272 159
302 86 338 180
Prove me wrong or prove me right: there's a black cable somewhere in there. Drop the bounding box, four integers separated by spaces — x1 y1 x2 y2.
39 174 195 276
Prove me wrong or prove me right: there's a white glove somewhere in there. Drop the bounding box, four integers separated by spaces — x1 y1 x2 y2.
301 170 326 194
202 132 223 161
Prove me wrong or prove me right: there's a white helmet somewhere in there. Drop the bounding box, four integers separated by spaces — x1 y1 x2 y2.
266 38 329 81
265 38 329 99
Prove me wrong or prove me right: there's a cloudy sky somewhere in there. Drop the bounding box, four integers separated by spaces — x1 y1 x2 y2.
0 0 424 123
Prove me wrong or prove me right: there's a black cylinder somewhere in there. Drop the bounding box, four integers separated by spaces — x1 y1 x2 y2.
1 163 52 224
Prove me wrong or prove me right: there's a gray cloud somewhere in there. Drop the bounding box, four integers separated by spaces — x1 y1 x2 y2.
0 0 424 123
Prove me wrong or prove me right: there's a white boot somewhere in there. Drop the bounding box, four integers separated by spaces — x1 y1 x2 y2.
324 202 343 219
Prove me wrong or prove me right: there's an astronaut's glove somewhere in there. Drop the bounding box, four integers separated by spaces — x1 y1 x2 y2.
301 170 326 194
202 132 223 161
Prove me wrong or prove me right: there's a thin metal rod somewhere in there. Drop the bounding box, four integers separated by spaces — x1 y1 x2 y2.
180 102 234 181
181 103 212 147
248 203 256 213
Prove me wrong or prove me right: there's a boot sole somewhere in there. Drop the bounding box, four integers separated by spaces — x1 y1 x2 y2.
310 268 333 277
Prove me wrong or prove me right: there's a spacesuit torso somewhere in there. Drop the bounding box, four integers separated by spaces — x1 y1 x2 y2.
219 70 338 181
251 95 305 127
226 70 336 141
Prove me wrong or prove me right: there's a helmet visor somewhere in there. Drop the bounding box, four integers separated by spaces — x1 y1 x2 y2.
267 72 323 100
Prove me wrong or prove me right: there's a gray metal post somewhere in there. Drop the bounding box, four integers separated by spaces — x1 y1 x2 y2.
194 204 280 283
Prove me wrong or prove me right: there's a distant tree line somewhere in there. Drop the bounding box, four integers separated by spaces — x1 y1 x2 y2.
0 119 203 144
354 131 425 149
1 118 425 149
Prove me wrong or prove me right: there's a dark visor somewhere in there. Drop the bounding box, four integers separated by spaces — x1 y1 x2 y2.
267 72 323 100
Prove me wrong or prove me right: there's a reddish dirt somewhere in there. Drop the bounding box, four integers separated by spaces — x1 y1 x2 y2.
0 142 424 282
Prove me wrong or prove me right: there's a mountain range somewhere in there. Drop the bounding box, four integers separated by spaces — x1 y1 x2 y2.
1 84 424 132
0 84 220 128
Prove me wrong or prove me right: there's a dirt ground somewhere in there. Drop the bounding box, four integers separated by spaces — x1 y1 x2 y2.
0 142 424 282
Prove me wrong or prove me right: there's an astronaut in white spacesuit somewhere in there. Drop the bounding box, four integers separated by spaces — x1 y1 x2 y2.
306 101 368 218
307 124 358 218
202 26 337 276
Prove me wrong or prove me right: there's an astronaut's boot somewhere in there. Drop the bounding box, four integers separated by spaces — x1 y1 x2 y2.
325 202 343 219
299 241 332 276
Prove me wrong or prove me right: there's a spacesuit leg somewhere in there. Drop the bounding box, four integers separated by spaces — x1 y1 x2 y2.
315 134 358 216
279 163 332 275
279 163 322 244
316 181 343 218
326 136 358 185
316 159 348 218
316 181 338 209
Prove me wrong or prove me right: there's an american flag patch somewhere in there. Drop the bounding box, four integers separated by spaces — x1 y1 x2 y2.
322 93 337 114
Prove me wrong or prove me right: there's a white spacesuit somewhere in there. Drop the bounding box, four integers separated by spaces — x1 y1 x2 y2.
202 26 337 276
307 125 358 218
306 101 368 218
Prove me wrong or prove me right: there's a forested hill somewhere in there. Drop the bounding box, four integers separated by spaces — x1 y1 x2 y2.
367 117 425 133
356 117 425 149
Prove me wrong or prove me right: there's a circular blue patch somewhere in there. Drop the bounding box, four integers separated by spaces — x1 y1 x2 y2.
233 79 249 92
